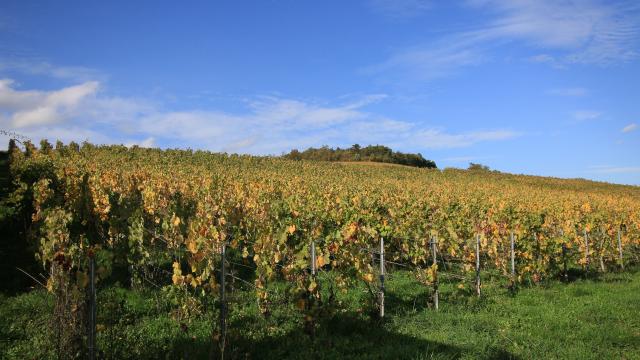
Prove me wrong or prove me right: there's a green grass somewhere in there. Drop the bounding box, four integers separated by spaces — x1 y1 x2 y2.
384 271 640 359
2 268 639 359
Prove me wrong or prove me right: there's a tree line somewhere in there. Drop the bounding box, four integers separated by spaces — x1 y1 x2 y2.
283 144 437 168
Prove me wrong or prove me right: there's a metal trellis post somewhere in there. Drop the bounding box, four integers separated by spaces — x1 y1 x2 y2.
220 242 226 360
475 234 481 297
431 236 439 310
379 237 385 318
510 231 516 290
584 229 590 274
617 228 624 270
89 255 96 360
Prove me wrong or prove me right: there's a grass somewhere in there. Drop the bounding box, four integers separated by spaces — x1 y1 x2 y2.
1 267 639 359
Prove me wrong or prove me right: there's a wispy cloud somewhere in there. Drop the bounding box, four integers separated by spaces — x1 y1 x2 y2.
572 110 602 121
0 79 520 154
467 0 640 64
408 129 517 148
123 97 519 153
0 58 106 82
622 123 638 133
527 54 565 68
547 87 588 97
362 36 489 80
366 0 640 80
367 0 432 19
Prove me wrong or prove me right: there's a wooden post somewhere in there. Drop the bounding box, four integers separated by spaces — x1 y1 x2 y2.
431 236 439 311
598 229 606 273
617 228 624 270
475 234 481 297
379 237 385 318
559 229 566 280
561 242 568 282
534 233 541 283
89 255 96 360
310 240 316 276
584 229 590 274
219 243 226 360
303 240 318 337
510 231 516 290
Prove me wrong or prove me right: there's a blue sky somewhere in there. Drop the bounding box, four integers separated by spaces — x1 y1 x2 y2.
0 0 639 184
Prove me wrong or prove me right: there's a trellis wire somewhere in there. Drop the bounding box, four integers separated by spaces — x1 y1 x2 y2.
88 223 636 360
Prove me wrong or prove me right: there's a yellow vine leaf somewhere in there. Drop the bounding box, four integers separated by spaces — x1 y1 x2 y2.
308 281 317 292
186 240 197 254
172 261 183 285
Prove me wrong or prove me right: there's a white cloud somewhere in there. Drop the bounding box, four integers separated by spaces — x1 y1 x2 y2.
12 107 61 128
125 137 155 148
0 80 100 127
45 81 99 107
0 79 44 110
133 101 517 154
247 97 367 128
572 110 602 121
0 79 520 155
547 87 588 97
622 123 638 133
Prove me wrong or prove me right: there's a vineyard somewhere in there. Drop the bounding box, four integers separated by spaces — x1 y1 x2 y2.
2 139 640 359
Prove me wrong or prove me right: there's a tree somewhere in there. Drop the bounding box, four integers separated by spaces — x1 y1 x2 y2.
468 163 490 171
40 139 53 154
287 149 302 161
281 145 437 169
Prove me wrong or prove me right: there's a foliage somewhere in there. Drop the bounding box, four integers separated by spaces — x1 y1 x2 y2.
0 149 39 294
283 144 437 168
468 162 491 171
3 139 640 356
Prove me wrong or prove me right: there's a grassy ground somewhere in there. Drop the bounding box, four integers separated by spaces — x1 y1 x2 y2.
1 267 639 359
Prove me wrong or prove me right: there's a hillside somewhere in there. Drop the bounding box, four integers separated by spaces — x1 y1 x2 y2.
2 140 639 359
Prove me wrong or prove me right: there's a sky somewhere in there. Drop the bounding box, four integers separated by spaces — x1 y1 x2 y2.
0 0 639 185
